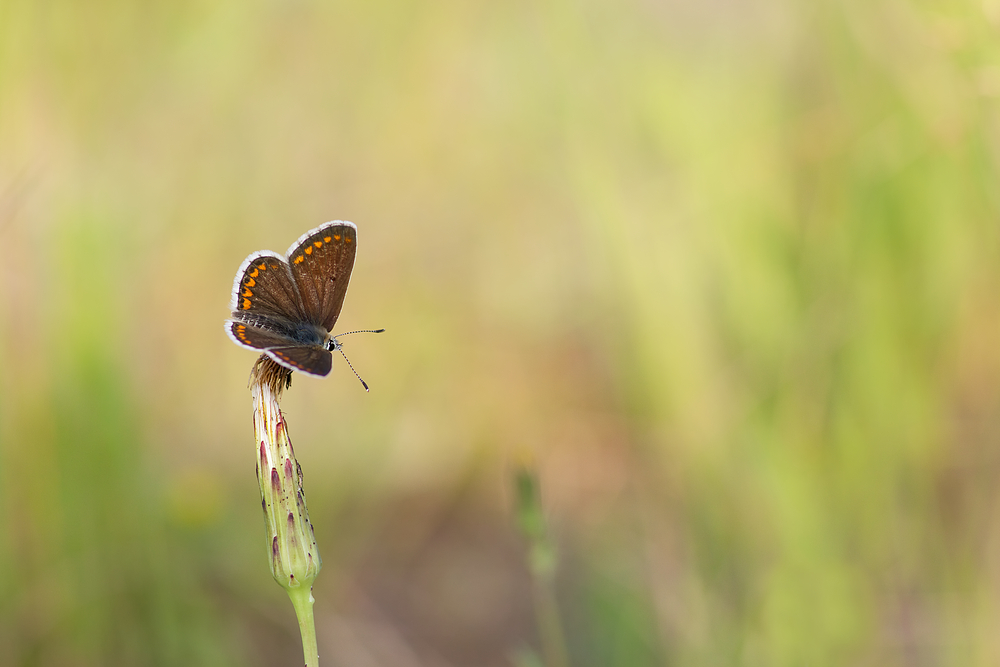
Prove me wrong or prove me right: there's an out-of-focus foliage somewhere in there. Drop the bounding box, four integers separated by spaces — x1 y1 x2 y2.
2 0 1000 665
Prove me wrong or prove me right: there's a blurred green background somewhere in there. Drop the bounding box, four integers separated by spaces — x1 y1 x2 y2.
3 1 1000 665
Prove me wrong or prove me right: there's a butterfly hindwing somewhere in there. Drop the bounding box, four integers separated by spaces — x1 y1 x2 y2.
285 221 357 331
227 320 332 376
266 346 333 377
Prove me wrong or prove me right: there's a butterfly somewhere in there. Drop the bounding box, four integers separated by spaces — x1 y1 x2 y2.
225 220 380 381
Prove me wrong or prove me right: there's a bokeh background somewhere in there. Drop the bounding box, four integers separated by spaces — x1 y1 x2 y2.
3 1 1000 665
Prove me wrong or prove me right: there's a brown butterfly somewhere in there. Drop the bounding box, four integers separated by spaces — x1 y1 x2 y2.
225 220 381 384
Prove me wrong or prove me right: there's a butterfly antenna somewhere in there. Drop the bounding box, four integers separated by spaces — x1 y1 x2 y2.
337 347 370 392
329 329 383 392
333 328 386 337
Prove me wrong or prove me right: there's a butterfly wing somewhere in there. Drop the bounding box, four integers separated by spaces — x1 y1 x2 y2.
230 251 306 323
266 346 333 377
225 321 332 376
285 221 357 331
225 319 298 351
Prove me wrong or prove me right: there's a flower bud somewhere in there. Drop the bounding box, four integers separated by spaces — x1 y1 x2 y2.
250 358 321 589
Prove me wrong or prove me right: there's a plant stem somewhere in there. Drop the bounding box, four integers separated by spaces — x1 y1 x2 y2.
534 569 569 667
514 463 570 667
287 584 320 667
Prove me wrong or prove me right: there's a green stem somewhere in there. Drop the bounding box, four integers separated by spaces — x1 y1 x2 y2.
287 584 319 667
533 569 569 667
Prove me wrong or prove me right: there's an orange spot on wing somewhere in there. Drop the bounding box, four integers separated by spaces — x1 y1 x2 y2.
345 237 352 243
250 269 259 278
245 277 256 286
305 246 313 255
274 350 307 370
242 288 253 297
314 241 322 248
242 298 252 309
333 234 341 241
259 263 267 270
323 236 331 242
293 255 304 264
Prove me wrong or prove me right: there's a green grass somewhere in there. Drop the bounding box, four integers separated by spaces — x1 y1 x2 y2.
2 0 1000 664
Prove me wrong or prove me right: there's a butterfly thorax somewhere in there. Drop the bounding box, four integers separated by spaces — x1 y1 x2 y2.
290 322 328 346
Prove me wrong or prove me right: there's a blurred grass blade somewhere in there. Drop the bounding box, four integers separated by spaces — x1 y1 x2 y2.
514 462 568 667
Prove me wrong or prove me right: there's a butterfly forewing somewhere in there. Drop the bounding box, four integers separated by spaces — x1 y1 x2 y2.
285 221 357 331
231 252 305 323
